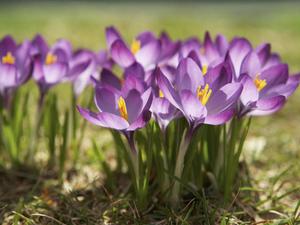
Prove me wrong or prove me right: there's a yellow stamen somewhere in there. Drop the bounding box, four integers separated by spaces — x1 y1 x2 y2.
118 97 128 121
202 64 208 76
45 53 57 65
197 84 212 106
159 90 164 98
254 74 267 92
130 39 141 55
2 52 15 65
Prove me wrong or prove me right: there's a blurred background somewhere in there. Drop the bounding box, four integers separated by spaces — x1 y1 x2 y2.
1 0 300 207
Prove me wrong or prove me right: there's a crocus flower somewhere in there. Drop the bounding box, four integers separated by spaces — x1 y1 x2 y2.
227 41 300 116
31 34 71 95
95 65 147 96
106 26 161 71
156 57 243 131
77 86 153 134
0 35 32 95
180 32 229 77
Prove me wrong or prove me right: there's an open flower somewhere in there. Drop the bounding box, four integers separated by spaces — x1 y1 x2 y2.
0 35 32 94
227 41 300 116
180 32 229 76
77 86 153 132
156 57 242 130
31 34 71 94
238 63 300 116
106 26 161 70
95 65 147 97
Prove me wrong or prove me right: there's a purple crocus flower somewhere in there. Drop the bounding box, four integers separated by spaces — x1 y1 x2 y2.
77 86 153 150
31 34 71 95
180 32 229 76
95 65 147 96
227 40 300 116
0 35 32 95
156 57 242 131
106 26 161 71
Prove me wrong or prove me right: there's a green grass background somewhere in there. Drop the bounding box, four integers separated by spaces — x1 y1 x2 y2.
0 0 300 219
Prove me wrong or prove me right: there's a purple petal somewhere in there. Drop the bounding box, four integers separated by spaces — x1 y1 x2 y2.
0 35 17 57
176 57 204 93
110 40 135 68
229 38 252 77
204 109 234 125
216 34 229 56
135 40 161 68
97 50 113 69
180 89 207 121
77 106 129 130
127 110 152 131
136 31 157 45
155 67 182 110
205 63 232 90
53 39 72 59
31 34 48 56
127 88 153 130
248 96 285 116
206 82 242 115
32 55 44 81
264 83 299 98
239 74 259 106
100 69 122 90
203 32 218 61
255 43 271 66
160 39 180 62
180 37 201 58
43 62 68 84
151 97 178 130
106 26 122 49
260 64 289 95
124 62 145 81
125 89 144 123
240 51 261 77
0 63 17 88
122 75 146 95
263 53 281 70
94 87 119 114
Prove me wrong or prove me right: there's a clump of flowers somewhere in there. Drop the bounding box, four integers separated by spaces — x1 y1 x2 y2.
0 28 299 207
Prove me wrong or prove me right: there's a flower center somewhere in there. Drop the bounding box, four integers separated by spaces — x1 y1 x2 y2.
201 64 208 76
2 52 15 65
254 74 267 92
197 84 212 106
45 53 57 65
159 90 164 98
130 39 141 55
118 96 128 121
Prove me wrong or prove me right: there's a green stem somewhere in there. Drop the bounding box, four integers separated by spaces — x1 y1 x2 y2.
27 93 45 164
170 127 193 205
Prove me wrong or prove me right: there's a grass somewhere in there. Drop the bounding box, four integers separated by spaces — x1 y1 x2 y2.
1 1 300 224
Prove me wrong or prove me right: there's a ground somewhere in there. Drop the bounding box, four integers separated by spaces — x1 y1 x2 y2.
0 1 300 224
